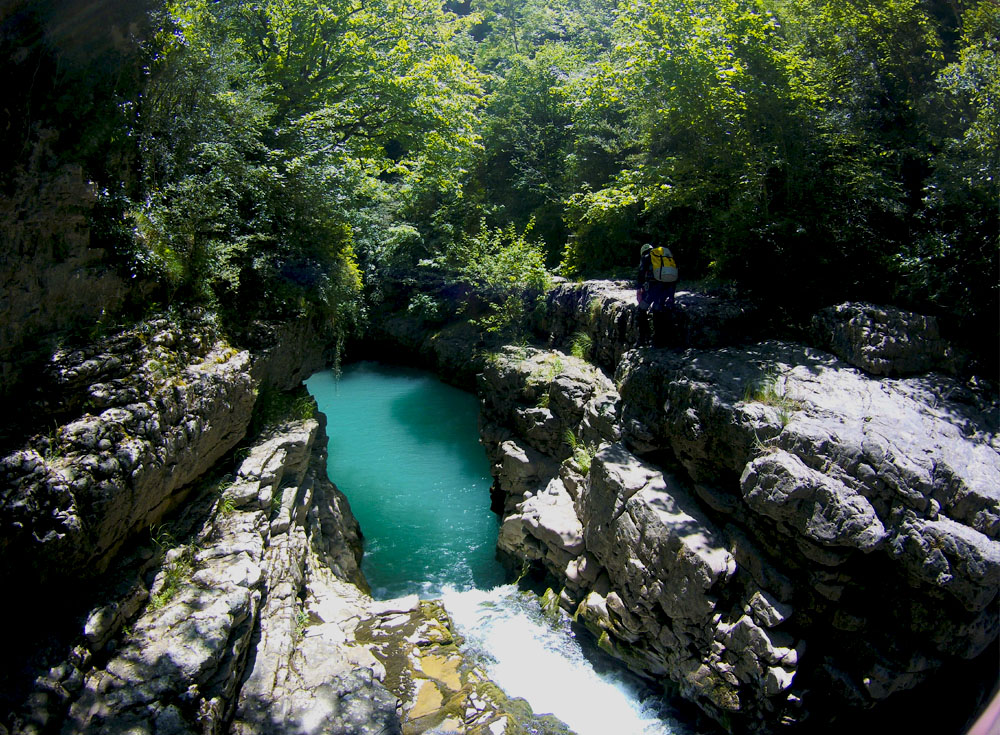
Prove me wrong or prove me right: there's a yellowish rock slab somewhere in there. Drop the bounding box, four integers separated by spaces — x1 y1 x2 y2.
419 653 463 691
409 680 444 720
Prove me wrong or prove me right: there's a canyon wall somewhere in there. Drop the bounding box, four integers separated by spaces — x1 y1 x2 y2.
475 283 998 733
1 308 578 735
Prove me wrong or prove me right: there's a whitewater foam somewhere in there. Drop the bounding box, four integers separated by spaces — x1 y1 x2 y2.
442 585 696 735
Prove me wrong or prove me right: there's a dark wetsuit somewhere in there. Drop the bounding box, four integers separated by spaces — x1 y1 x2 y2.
637 249 677 345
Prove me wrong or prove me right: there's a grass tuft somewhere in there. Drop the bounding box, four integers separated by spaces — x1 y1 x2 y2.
569 331 593 360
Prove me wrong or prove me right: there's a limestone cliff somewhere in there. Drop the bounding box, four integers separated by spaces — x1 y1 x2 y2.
0 165 133 406
1 310 575 735
468 283 998 734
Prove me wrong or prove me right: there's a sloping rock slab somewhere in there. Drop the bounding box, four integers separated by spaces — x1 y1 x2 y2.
811 302 965 376
17 420 384 735
541 280 761 372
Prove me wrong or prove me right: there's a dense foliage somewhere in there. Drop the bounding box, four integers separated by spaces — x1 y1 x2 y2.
130 0 484 336
3 0 996 356
470 0 998 346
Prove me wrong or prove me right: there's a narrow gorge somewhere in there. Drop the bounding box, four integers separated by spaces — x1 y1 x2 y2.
4 271 994 735
3 1 997 733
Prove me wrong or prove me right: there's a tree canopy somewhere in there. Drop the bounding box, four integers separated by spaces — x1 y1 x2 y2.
4 0 996 358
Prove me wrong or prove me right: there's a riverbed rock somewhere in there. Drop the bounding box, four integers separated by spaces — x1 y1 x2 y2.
478 346 619 458
479 346 621 575
574 444 805 726
608 341 998 725
541 280 762 372
497 476 586 585
355 598 573 734
811 302 965 377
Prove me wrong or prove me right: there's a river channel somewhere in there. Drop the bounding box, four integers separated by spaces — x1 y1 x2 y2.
306 362 701 735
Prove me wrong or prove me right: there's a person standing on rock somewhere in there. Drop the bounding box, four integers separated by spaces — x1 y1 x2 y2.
636 243 678 346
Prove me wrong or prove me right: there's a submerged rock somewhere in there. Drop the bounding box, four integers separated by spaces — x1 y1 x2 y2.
356 597 573 735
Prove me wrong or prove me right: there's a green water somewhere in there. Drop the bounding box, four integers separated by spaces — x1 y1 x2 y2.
306 362 507 599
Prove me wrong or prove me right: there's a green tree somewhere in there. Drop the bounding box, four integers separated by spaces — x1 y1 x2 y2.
901 2 999 347
479 45 578 257
562 0 820 283
133 0 485 331
467 0 617 261
425 218 550 341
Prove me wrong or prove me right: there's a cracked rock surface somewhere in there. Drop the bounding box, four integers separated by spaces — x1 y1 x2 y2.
477 307 998 733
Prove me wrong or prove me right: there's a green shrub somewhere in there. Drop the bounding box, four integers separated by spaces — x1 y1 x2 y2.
250 385 317 436
569 331 593 360
149 549 192 611
743 371 802 426
427 219 550 342
564 429 597 474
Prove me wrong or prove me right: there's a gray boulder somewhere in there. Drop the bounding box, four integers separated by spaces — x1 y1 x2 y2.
811 302 964 376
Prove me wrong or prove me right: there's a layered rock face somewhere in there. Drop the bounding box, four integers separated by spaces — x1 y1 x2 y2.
810 301 966 376
0 315 257 592
479 286 999 733
3 310 577 735
541 280 761 373
25 418 391 735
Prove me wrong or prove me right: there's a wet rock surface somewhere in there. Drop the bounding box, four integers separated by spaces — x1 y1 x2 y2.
357 596 573 735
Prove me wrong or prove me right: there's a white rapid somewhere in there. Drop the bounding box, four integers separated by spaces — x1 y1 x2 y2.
441 585 701 735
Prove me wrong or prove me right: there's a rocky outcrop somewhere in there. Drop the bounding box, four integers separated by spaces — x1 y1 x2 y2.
11 418 390 735
478 347 620 599
0 316 257 592
0 311 342 596
357 595 573 734
354 273 996 732
2 302 583 735
9 415 570 735
246 318 330 392
478 326 999 732
359 273 490 390
810 302 966 376
541 280 761 373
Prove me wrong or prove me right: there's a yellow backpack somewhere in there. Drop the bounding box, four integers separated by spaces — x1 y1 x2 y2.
650 247 678 283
